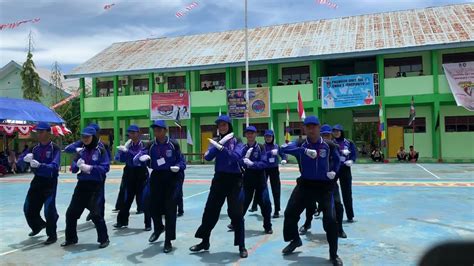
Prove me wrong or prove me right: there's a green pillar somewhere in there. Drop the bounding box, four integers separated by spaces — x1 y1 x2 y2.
149 73 155 93
124 77 130 95
193 70 200 91
382 102 388 157
376 55 385 97
113 116 120 160
113 76 119 111
232 120 241 138
194 116 201 161
185 71 191 91
185 118 192 158
158 74 165 93
79 78 86 130
92 77 98 97
268 64 278 129
431 50 441 160
225 67 232 89
272 110 280 144
124 119 130 143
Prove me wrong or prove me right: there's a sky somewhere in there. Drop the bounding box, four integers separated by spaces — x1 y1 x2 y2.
0 0 472 74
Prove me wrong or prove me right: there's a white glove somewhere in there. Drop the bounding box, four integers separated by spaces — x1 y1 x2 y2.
245 147 254 159
304 149 318 159
30 159 41 168
271 149 278 156
76 147 84 153
209 139 223 151
139 155 151 162
117 145 128 152
280 160 287 165
124 139 132 148
24 153 33 163
327 171 336 180
219 132 234 145
243 158 254 166
170 166 180 173
77 158 85 167
342 149 350 156
344 160 353 167
79 163 93 174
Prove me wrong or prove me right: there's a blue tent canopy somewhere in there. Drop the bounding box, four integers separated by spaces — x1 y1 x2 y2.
0 97 65 124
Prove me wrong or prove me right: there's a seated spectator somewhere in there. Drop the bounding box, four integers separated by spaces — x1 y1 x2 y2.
371 147 384 162
201 84 209 91
209 84 216 91
256 80 263 87
294 79 301 85
408 145 419 162
277 79 284 86
396 72 401 78
397 146 407 161
7 149 17 174
286 79 293 85
402 72 407 77
304 78 313 84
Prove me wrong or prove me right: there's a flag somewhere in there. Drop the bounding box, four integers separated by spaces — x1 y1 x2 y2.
408 96 416 126
285 103 291 143
186 129 193 145
174 107 181 128
378 100 386 147
217 107 222 136
297 91 306 121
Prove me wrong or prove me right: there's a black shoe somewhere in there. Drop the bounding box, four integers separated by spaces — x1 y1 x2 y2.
227 223 234 231
177 212 184 217
339 231 347 239
249 207 258 212
113 223 128 229
60 240 77 247
239 247 248 258
163 242 173 253
144 226 152 231
99 240 110 249
330 256 343 266
347 218 354 223
44 236 57 245
299 224 310 235
86 213 92 222
28 224 46 237
148 229 163 243
272 212 280 218
265 229 273 234
282 238 302 255
189 241 210 252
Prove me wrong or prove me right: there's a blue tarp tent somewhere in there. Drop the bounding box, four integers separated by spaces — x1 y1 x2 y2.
0 97 64 124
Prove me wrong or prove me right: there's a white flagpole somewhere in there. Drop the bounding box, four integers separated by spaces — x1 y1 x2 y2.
244 0 250 127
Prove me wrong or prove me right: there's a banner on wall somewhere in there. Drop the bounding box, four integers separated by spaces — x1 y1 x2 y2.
442 62 474 111
227 88 270 119
321 73 376 109
151 92 191 120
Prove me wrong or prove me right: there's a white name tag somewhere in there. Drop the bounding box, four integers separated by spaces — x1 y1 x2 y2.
269 158 275 163
339 156 346 162
157 158 166 166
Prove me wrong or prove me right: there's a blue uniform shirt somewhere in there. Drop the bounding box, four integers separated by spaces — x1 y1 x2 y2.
264 143 287 168
281 137 340 181
115 140 146 167
241 143 269 170
334 138 357 163
204 136 244 174
19 141 61 178
137 137 186 171
65 139 111 158
71 146 110 182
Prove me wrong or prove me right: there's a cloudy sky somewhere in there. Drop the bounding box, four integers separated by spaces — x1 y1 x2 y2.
0 0 472 73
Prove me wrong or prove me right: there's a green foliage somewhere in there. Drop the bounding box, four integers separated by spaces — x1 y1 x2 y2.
20 52 42 102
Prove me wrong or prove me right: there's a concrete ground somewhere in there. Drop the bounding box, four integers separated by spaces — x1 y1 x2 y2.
0 163 473 265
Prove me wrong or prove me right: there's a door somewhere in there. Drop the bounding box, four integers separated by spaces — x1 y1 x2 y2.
201 131 213 154
388 126 404 158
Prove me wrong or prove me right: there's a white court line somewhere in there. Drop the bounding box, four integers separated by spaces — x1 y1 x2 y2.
0 189 210 257
416 164 441 179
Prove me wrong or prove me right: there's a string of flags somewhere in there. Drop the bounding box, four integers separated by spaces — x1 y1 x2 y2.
175 2 199 18
317 0 338 9
0 18 40 31
0 124 71 136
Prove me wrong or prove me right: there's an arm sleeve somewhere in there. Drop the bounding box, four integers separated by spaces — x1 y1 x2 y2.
204 146 218 161
172 140 187 171
330 144 341 173
91 148 110 176
223 140 244 162
71 157 79 174
252 148 269 169
280 141 304 157
133 144 151 166
278 145 288 160
37 147 60 176
64 140 82 153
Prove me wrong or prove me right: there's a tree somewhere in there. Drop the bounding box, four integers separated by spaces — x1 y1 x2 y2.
50 61 64 104
20 32 42 102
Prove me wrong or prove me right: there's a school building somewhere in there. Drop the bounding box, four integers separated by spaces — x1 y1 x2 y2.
65 3 474 162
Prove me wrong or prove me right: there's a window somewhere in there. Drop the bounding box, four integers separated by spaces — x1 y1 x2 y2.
200 73 225 90
133 79 149 92
97 81 113 97
168 76 186 91
384 56 422 77
442 52 474 64
282 66 310 83
445 116 474 132
168 126 187 139
387 117 426 133
241 123 269 137
283 122 305 136
241 69 268 84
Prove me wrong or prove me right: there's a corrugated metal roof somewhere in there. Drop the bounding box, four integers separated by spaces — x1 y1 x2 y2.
67 3 474 78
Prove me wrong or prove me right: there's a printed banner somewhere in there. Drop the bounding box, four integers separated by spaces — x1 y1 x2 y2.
151 92 191 120
442 62 474 111
321 74 376 109
227 88 270 119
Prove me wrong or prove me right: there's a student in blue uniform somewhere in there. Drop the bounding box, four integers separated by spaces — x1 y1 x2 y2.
113 125 149 229
280 116 343 266
189 115 248 258
136 120 186 253
61 126 110 249
332 124 357 223
19 122 60 245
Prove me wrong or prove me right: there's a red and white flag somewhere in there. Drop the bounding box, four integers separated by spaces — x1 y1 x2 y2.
297 91 306 121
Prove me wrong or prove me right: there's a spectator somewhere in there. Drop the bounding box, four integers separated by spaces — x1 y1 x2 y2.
371 147 384 162
286 79 293 85
294 79 301 85
256 80 263 87
201 84 209 91
209 83 216 91
7 149 17 174
360 144 368 156
277 79 284 86
396 72 401 78
397 146 407 161
304 78 313 84
402 72 407 77
408 145 419 162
